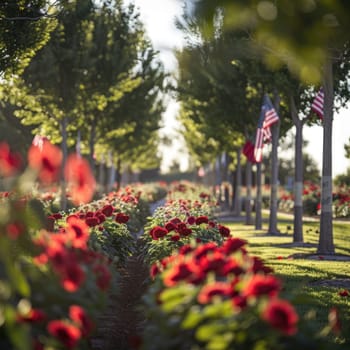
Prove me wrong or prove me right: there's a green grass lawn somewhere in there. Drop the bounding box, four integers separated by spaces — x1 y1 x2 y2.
223 216 350 343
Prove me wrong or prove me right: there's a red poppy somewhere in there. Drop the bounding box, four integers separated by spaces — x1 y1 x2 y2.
220 258 244 277
165 221 177 231
198 282 232 304
221 238 247 254
178 245 193 256
28 139 62 183
176 222 192 236
64 154 96 205
66 217 90 249
218 224 230 237
85 216 99 227
250 256 274 274
17 308 47 323
69 305 94 337
101 204 114 217
47 320 81 349
187 216 196 225
6 221 25 239
195 215 209 225
150 263 161 279
198 251 227 274
193 242 217 261
261 299 298 335
150 226 168 240
115 212 130 224
60 261 86 292
338 289 349 297
163 261 197 287
0 142 22 176
243 274 281 298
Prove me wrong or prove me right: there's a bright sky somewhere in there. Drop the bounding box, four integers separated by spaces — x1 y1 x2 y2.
130 0 350 176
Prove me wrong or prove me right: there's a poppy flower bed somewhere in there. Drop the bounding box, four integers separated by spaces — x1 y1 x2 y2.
0 140 348 349
0 140 167 349
278 181 350 218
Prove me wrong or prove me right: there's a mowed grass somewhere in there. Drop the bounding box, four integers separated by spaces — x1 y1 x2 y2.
222 216 350 340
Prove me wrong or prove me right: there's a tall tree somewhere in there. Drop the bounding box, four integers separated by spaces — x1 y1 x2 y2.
0 0 56 77
191 0 350 254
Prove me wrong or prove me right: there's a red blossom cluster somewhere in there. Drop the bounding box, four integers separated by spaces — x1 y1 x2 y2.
0 140 96 205
0 142 22 176
47 204 129 232
148 215 230 241
33 218 111 292
152 238 299 336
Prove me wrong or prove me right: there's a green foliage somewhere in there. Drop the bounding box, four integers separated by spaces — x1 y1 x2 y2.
0 0 57 77
192 0 350 84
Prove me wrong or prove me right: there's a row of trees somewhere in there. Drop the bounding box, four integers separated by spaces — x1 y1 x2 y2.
1 0 167 191
174 1 350 255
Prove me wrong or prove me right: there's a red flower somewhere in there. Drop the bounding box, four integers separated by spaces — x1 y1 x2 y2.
64 154 96 205
250 256 274 274
85 216 99 227
221 238 247 254
178 245 193 256
6 221 25 239
115 212 130 224
198 282 232 304
61 261 86 292
101 204 114 217
47 320 81 349
165 221 177 231
17 308 46 323
193 242 217 261
338 289 349 297
0 142 22 176
28 139 62 183
262 299 298 335
243 274 281 298
218 224 230 237
150 263 161 279
150 226 168 240
195 215 209 225
163 261 198 287
198 251 226 274
66 217 90 249
187 216 196 225
69 305 94 337
220 258 244 277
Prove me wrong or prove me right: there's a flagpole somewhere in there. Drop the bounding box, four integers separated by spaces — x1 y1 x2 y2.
255 162 262 230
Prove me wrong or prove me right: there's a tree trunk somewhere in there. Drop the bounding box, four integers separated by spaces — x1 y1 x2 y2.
268 92 280 234
318 57 335 255
290 95 304 243
255 163 262 230
115 158 122 191
245 161 253 225
233 148 242 216
89 119 96 173
60 116 68 211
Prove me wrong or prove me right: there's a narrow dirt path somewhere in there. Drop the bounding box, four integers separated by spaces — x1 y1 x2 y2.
91 239 150 350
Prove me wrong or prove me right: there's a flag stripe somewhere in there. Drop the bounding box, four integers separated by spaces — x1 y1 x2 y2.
311 88 324 119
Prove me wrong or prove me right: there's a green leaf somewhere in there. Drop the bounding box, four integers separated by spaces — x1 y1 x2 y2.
196 322 226 342
182 306 204 329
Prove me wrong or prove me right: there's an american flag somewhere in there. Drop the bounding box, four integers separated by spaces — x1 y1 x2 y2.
311 88 324 119
242 140 256 163
254 94 279 162
254 108 266 163
262 94 279 128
